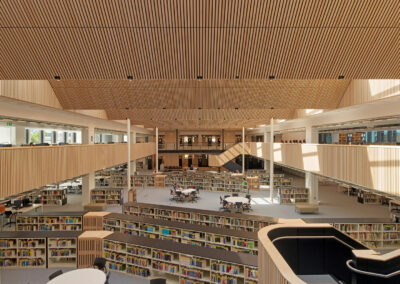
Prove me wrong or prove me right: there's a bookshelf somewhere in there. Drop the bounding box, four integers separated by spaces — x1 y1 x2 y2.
48 236 77 268
102 213 258 255
16 212 84 231
0 231 80 269
103 232 258 284
154 175 167 188
246 177 259 191
78 231 113 268
278 187 309 204
359 191 383 205
124 202 277 232
41 188 67 206
90 188 123 205
333 221 400 249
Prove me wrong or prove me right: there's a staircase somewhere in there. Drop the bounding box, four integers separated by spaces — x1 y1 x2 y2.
209 143 251 167
223 160 242 172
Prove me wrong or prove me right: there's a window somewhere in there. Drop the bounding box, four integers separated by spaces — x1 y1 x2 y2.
30 129 40 144
0 127 12 144
44 130 53 144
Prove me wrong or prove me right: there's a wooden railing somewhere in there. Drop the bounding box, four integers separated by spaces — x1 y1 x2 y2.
0 142 155 197
247 142 400 196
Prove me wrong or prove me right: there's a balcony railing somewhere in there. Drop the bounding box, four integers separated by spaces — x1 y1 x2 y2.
159 142 235 151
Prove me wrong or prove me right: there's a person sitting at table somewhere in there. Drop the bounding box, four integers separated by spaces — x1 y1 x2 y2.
173 184 178 192
93 257 110 284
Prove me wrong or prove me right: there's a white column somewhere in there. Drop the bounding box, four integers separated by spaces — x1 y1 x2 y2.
263 132 270 172
131 131 137 174
81 126 95 205
127 119 131 190
270 118 274 201
306 172 319 204
156 127 159 172
14 125 25 145
305 126 318 144
305 126 318 204
242 127 245 174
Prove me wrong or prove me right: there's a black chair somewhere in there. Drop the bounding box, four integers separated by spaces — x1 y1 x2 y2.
219 200 230 212
48 270 63 280
235 202 243 213
4 211 16 227
244 194 252 211
232 193 239 197
219 196 223 204
224 195 230 199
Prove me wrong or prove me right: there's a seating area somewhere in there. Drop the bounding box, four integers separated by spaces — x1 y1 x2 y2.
169 187 199 202
220 194 252 213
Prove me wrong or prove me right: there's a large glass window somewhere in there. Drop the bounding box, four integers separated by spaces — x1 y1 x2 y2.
44 130 53 144
30 129 40 144
0 126 12 144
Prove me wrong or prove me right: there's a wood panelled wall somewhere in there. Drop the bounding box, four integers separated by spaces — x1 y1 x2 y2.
247 142 400 196
0 143 155 197
0 80 62 109
69 109 108 120
338 80 400 108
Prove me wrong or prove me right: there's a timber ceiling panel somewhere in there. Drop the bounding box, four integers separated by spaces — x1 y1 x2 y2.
0 0 398 79
50 79 350 109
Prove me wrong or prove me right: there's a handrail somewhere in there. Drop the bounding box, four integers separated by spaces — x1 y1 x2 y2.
272 235 357 250
346 259 400 279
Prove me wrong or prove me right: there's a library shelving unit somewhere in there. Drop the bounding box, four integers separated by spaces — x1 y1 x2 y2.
133 175 155 188
83 212 111 231
278 187 309 204
154 175 167 188
359 191 383 205
48 232 80 268
246 177 260 191
103 232 258 284
102 213 258 255
123 202 277 232
41 188 67 206
90 188 123 205
16 212 84 231
333 221 400 249
0 231 81 269
304 218 400 250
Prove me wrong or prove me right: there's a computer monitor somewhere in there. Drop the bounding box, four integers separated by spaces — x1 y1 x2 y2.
13 199 22 209
22 198 31 207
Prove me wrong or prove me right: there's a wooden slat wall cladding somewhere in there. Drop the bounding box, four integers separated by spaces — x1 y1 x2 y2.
0 1 398 80
247 143 400 196
0 80 62 109
0 143 155 197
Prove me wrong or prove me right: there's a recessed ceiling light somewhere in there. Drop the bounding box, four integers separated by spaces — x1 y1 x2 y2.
54 75 61 81
269 75 275 80
338 75 345 79
127 75 134 80
197 75 203 80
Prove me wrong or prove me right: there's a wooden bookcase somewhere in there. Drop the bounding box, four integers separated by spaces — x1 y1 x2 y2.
123 202 277 232
103 232 258 284
41 188 67 206
102 213 258 255
278 187 309 204
0 231 80 269
154 175 167 188
90 188 123 205
359 191 383 205
246 177 260 191
333 221 400 249
16 212 84 231
83 212 111 231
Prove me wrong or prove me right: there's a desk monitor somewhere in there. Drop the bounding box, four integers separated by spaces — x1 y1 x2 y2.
13 199 22 209
22 198 31 207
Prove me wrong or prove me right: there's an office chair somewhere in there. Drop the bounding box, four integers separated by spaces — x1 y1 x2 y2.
48 270 63 280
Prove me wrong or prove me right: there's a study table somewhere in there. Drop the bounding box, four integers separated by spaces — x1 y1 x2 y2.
47 268 106 284
224 196 249 204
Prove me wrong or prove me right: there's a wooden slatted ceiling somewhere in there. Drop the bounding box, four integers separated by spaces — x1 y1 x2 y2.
0 1 398 79
50 79 350 109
